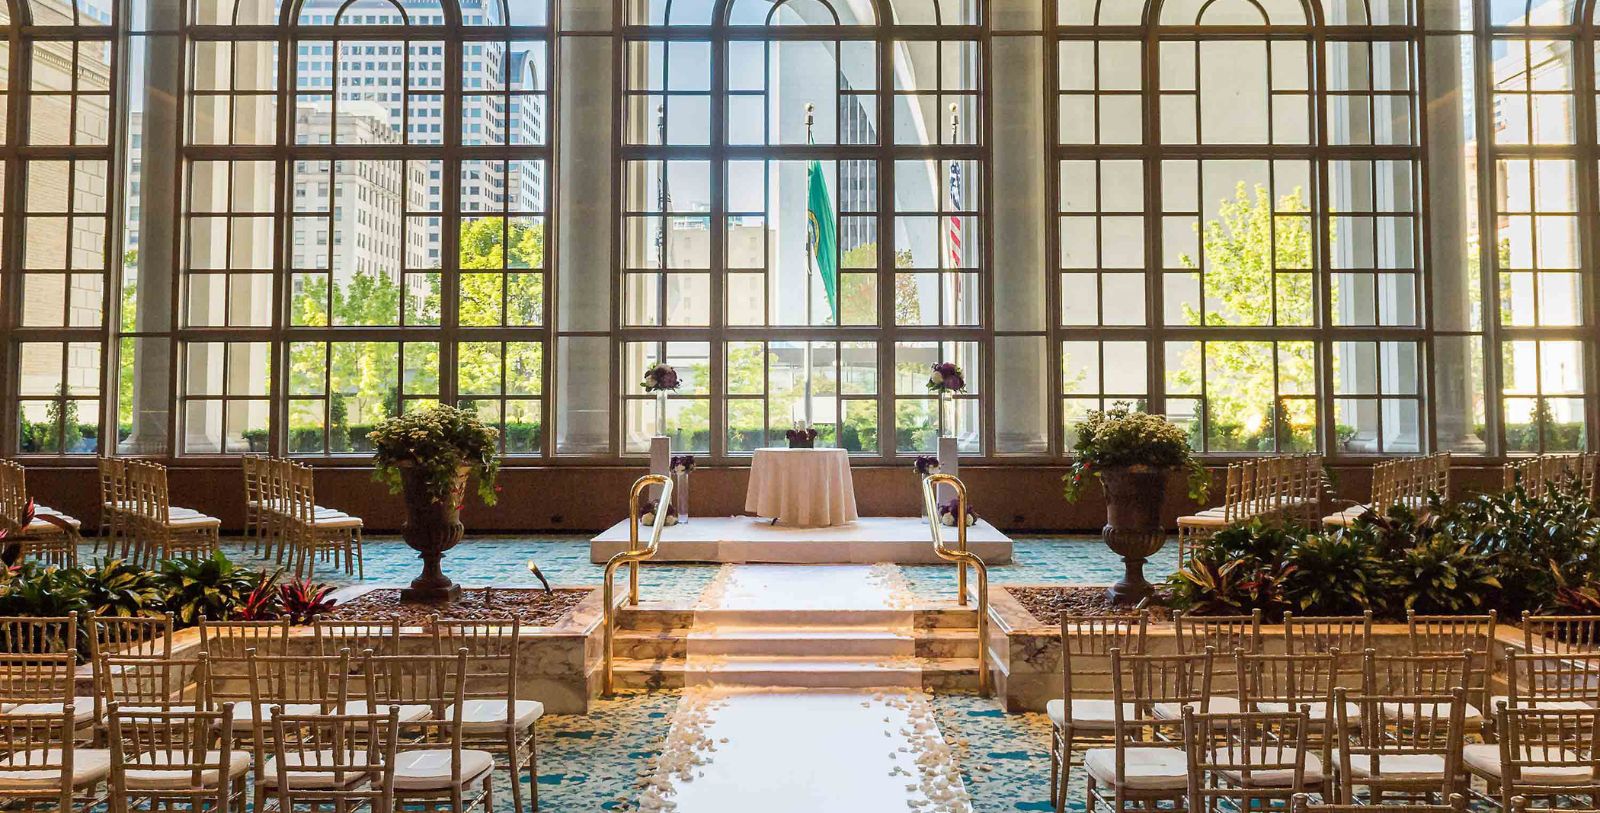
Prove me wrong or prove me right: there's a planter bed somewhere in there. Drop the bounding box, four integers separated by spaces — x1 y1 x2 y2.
324 586 588 626
985 584 1530 714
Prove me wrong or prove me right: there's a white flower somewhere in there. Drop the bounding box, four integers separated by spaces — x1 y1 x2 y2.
644 375 658 388
929 371 944 385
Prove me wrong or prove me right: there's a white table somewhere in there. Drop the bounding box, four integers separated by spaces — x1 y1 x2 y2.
744 447 859 528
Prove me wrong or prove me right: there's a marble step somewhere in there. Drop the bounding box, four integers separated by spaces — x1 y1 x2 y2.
614 627 979 660
616 604 980 631
612 655 981 691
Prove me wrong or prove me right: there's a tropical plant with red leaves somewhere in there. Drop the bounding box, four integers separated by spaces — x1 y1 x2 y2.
279 578 337 625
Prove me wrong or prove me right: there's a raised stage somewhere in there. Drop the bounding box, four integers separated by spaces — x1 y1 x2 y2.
589 516 1014 564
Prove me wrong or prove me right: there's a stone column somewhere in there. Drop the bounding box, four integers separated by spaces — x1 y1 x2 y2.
989 1 1048 455
555 0 617 456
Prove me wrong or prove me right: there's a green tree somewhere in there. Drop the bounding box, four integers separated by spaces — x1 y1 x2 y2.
1172 183 1318 452
838 242 919 325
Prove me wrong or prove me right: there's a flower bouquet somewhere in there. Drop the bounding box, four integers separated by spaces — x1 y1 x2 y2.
670 454 696 523
938 498 978 527
638 499 679 527
927 361 967 437
786 424 818 449
914 455 941 477
642 363 680 431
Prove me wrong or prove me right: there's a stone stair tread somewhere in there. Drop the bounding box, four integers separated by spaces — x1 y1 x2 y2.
613 656 979 671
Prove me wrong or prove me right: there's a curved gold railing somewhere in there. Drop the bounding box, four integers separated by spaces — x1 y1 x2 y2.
921 473 990 696
602 473 674 696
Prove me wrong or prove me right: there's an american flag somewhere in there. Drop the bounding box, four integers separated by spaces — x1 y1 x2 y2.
946 161 963 270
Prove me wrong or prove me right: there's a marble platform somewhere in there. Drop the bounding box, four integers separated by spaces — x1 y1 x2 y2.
589 516 1014 564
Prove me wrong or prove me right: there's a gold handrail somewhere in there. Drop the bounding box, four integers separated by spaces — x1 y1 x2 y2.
921 473 990 696
602 473 674 696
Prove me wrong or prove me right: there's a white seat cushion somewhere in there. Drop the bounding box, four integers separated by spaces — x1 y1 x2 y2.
446 699 544 732
341 701 433 724
1153 696 1242 719
0 748 111 790
1212 746 1324 786
1083 747 1188 790
1178 514 1230 527
1463 743 1597 785
393 748 494 791
114 704 198 720
1488 695 1595 712
3 699 97 725
1380 701 1482 723
124 750 251 790
1258 700 1361 723
312 515 364 530
230 702 326 727
1047 698 1137 730
261 751 373 789
1338 752 1448 779
165 515 221 529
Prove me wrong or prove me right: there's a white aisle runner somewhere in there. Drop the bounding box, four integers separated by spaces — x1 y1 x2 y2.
637 564 973 812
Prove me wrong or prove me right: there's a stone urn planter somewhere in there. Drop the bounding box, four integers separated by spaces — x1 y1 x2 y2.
399 464 470 604
1098 464 1169 604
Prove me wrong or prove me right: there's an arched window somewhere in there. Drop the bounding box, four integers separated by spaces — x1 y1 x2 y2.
619 0 985 459
179 0 551 456
1054 0 1423 457
11 0 120 455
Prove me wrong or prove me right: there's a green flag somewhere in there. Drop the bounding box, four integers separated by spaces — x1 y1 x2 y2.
806 158 838 322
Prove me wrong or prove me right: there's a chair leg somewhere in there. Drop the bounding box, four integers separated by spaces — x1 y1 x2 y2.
510 735 526 813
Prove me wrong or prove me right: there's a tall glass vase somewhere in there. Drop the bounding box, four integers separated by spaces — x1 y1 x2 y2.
674 471 690 524
939 391 955 438
655 390 668 435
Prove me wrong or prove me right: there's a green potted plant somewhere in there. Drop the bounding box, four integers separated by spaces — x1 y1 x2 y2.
1063 403 1210 603
370 405 500 603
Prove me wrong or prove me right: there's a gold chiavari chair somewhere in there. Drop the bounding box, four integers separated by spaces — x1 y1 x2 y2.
1183 708 1326 811
382 650 495 813
0 706 110 811
0 460 82 568
97 457 127 555
1049 612 1148 811
1409 611 1496 725
0 652 95 733
198 619 292 731
284 462 365 580
1466 705 1600 811
1081 649 1214 813
242 454 266 551
1523 613 1600 656
315 618 402 657
1238 651 1342 778
1294 792 1466 813
1160 610 1261 720
105 702 249 813
98 655 207 719
125 460 222 566
0 615 78 655
1363 650 1481 736
435 618 541 813
241 649 354 735
1178 463 1249 560
1498 652 1600 712
264 706 402 813
1334 685 1466 804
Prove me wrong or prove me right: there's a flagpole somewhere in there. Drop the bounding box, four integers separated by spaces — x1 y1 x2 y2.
803 102 815 429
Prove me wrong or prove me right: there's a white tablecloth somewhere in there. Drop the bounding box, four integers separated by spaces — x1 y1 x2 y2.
744 447 859 528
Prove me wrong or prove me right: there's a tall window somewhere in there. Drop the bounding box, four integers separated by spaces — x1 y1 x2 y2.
10 0 118 455
1054 0 1424 456
179 0 551 456
620 0 986 459
1484 1 1588 453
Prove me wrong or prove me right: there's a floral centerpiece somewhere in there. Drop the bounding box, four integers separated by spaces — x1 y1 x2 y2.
369 405 500 603
670 454 696 524
926 361 967 437
642 363 680 433
786 424 818 449
1061 402 1209 603
638 499 679 527
913 455 941 477
938 498 978 527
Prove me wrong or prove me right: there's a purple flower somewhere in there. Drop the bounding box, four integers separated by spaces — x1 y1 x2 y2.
670 454 697 474
642 363 681 392
913 455 941 476
925 361 967 394
938 498 978 527
785 427 819 448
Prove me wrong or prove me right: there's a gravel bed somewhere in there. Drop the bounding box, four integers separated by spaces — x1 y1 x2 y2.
326 587 589 626
1008 585 1172 626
